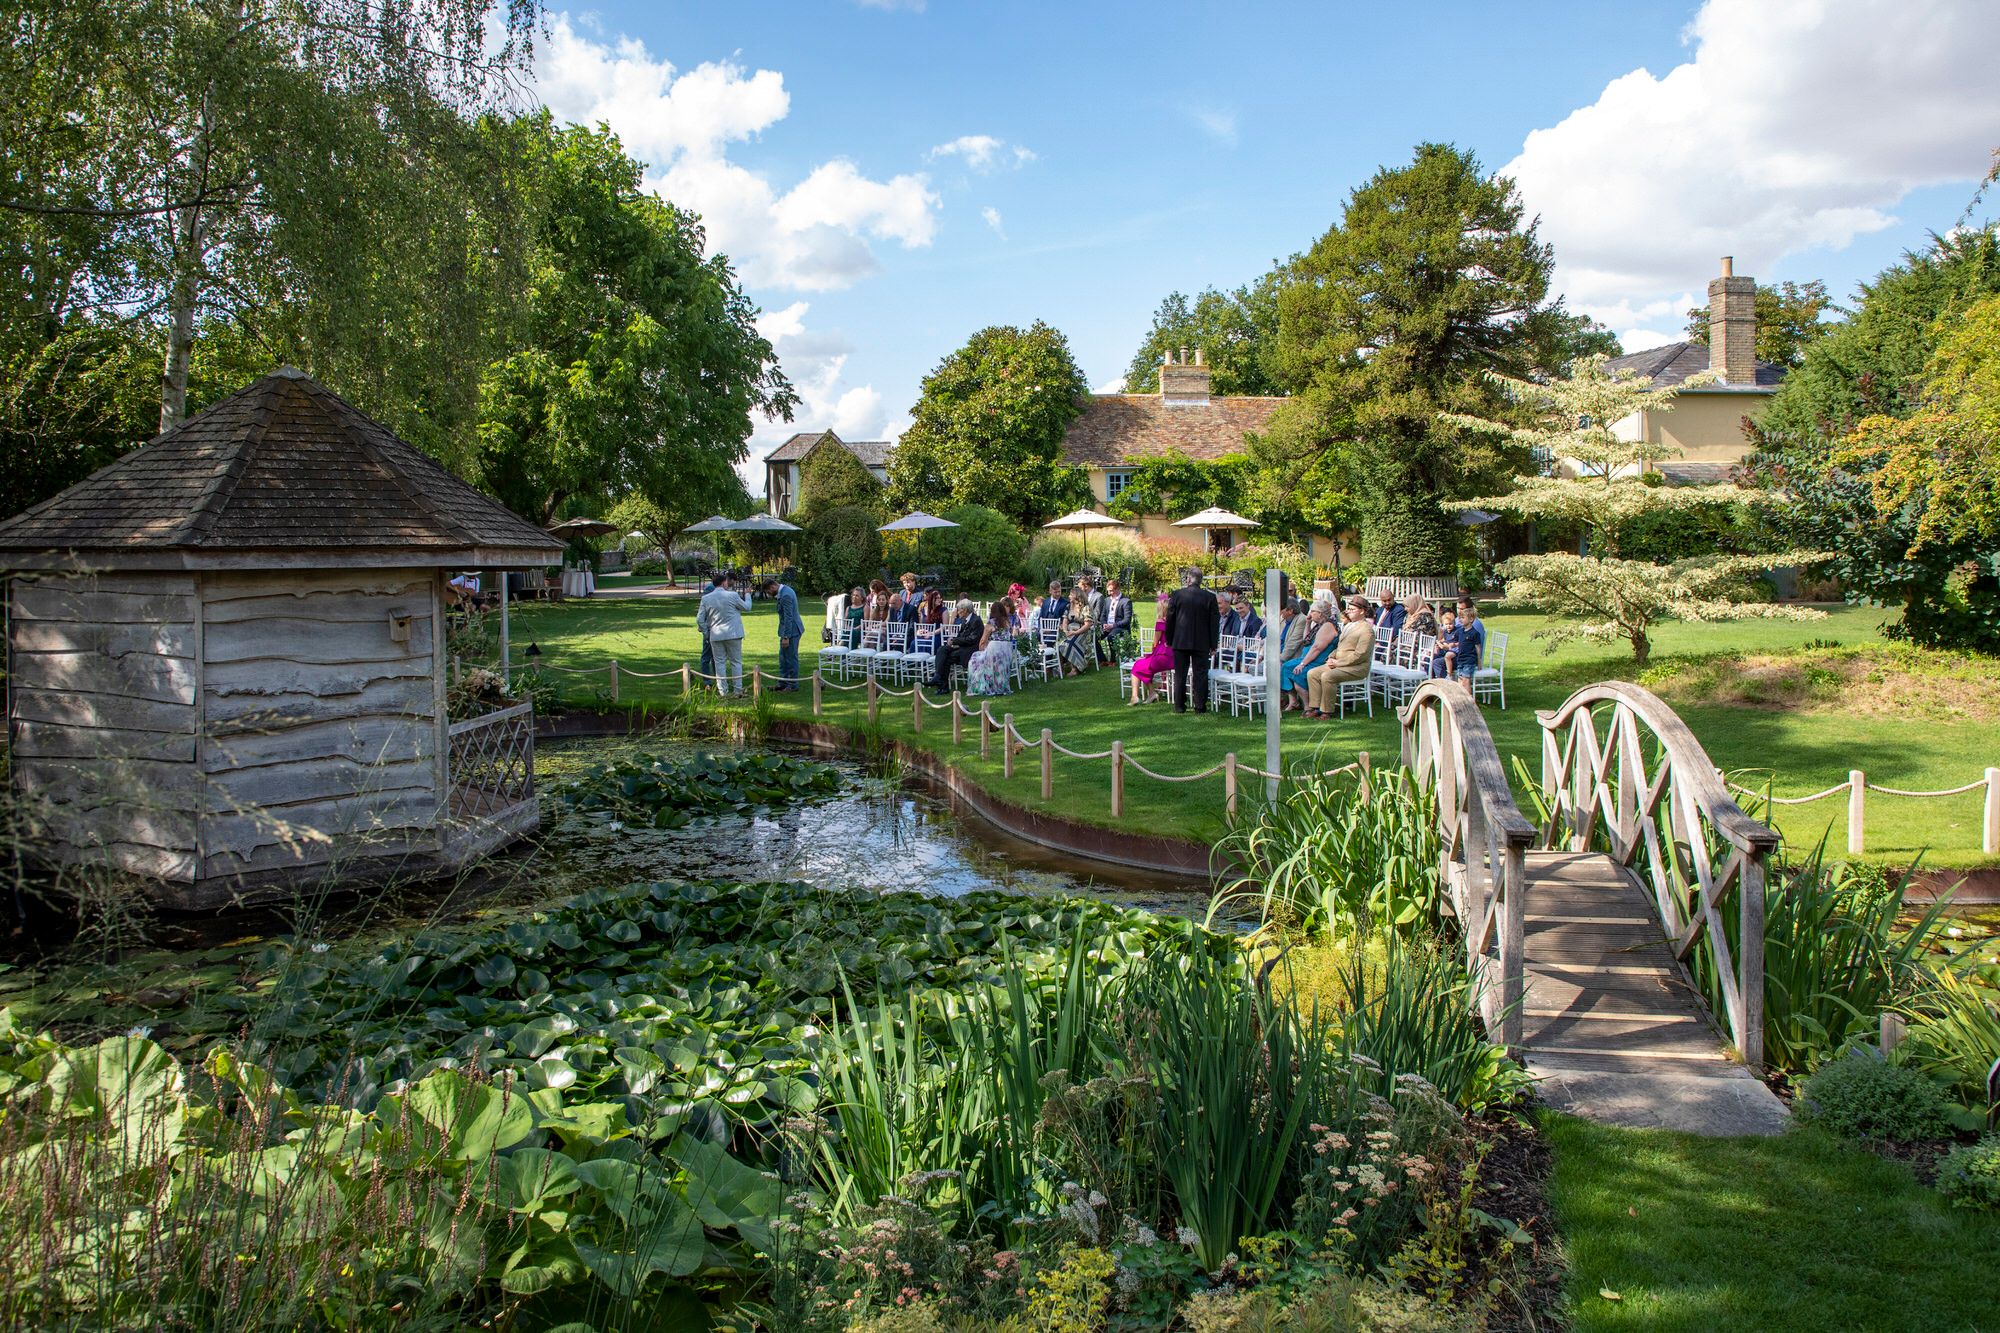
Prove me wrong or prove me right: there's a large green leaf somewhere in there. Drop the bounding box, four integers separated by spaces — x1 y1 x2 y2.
402 1069 536 1162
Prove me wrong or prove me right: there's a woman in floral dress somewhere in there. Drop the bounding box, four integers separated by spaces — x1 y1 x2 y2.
966 596 1017 696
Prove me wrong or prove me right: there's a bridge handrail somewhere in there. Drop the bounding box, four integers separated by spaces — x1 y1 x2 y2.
1536 680 1778 855
1534 679 1772 1070
1399 680 1537 1049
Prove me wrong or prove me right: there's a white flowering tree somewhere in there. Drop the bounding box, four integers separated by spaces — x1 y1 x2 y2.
1444 355 1825 663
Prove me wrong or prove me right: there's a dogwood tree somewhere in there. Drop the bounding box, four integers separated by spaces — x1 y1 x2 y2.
1446 354 1825 663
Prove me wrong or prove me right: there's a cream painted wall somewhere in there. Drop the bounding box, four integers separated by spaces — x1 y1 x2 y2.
1631 392 1770 462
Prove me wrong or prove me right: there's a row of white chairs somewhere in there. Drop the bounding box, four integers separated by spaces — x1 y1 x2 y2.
1367 628 1509 707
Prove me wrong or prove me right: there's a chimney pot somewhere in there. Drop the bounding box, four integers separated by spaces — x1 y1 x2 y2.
1720 255 1734 277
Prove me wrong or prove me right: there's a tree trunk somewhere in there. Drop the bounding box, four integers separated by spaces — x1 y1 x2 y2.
1630 625 1651 665
158 202 202 431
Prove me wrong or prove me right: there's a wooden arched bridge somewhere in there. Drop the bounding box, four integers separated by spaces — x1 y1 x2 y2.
1398 679 1790 1135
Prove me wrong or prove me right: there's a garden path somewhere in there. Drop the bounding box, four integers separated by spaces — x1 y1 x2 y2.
1518 850 1790 1136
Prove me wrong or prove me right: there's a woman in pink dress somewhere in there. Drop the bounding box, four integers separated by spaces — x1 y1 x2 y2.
1128 591 1176 704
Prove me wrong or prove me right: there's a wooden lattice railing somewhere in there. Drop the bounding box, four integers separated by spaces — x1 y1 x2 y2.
1399 680 1538 1048
447 701 535 821
1537 681 1778 1070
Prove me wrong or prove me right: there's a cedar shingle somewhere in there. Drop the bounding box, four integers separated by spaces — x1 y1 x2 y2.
0 369 563 564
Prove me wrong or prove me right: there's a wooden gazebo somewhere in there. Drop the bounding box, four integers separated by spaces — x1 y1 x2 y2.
0 367 563 907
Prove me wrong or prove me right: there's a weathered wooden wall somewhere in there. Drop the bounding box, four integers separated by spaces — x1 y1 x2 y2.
197 568 442 881
9 573 201 881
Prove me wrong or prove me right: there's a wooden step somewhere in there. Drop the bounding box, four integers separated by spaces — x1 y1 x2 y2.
1523 1049 1755 1080
1522 1013 1719 1054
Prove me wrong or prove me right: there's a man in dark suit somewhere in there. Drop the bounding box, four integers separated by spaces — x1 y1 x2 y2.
1162 569 1221 713
930 598 984 692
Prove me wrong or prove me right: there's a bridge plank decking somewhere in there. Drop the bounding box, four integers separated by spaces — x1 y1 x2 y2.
1515 850 1790 1135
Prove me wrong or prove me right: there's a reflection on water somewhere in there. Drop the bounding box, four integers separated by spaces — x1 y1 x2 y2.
477 736 1216 920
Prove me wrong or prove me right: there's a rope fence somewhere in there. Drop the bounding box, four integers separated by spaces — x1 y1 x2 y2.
1729 767 2000 855
459 651 1374 824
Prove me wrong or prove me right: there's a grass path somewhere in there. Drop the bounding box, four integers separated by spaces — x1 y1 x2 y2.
497 597 1999 866
1546 1117 2000 1332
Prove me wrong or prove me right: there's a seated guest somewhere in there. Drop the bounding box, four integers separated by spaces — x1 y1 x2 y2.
1280 602 1338 712
1057 578 1094 676
930 598 985 692
966 596 1017 696
920 586 946 624
1128 591 1175 704
1429 606 1463 678
845 586 866 641
1037 580 1068 625
1304 597 1378 719
1223 587 1263 641
1277 598 1312 659
1098 576 1134 662
1403 595 1437 641
1375 595 1407 638
864 578 891 621
894 572 922 623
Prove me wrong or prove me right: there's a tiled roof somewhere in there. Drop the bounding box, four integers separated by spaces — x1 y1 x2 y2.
1655 461 1742 486
1604 341 1785 390
765 431 893 468
1061 395 1286 467
0 368 563 567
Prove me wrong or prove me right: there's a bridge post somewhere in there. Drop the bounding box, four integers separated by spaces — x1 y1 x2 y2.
1499 838 1526 1051
1847 769 1865 854
1984 768 1998 855
1741 849 1767 1071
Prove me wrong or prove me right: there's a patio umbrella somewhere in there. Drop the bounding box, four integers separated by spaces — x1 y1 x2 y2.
1041 508 1131 558
681 514 737 534
878 511 959 569
1172 506 1259 568
730 513 804 534
545 517 619 541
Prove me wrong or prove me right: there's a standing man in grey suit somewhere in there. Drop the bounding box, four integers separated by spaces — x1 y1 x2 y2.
1162 568 1220 713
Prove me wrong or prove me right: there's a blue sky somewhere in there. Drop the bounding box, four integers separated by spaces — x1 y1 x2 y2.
526 1 2000 484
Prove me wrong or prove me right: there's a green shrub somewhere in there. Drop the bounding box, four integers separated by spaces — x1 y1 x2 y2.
1213 768 1444 941
631 555 668 576
793 438 885 522
1937 1134 2000 1211
923 503 1025 593
1020 530 1147 592
1229 541 1316 598
1895 964 2000 1113
796 502 884 595
1796 1047 1956 1141
1323 940 1531 1116
1361 495 1458 576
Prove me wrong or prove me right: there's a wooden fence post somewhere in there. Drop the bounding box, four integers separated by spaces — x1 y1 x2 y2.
867 676 879 725
1040 728 1054 801
1848 769 1866 855
951 692 963 746
812 673 823 718
911 687 923 733
1985 767 2000 856
1357 750 1372 801
1111 740 1125 818
681 664 692 698
752 666 762 701
1002 714 1015 779
451 655 462 684
608 660 619 704
1224 752 1239 823
979 706 991 760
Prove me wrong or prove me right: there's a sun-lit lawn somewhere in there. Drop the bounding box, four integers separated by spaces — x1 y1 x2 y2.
500 596 1998 866
1545 1116 2000 1333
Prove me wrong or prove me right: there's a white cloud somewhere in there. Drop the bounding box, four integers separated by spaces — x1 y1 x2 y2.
746 302 894 489
927 135 1037 171
1188 106 1238 148
1505 0 2000 345
1093 375 1128 394
981 206 1005 238
531 12 940 292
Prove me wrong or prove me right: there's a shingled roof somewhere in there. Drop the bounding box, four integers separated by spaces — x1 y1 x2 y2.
1060 395 1285 467
765 430 894 469
1605 341 1786 391
0 368 564 570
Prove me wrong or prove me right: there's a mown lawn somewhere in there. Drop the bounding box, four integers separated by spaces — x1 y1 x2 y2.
499 597 2000 867
1545 1116 2000 1332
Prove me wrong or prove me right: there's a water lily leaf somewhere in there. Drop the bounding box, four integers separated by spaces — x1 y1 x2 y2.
500 1236 587 1294
498 1147 582 1213
614 1046 665 1097
669 1134 781 1250
473 955 517 989
605 919 642 945
529 1056 579 1091
574 1193 704 1291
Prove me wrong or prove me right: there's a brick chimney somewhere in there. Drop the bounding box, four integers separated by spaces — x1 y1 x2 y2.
1159 347 1211 404
1708 256 1758 385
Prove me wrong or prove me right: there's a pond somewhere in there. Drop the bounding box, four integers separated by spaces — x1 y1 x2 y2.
3 734 1216 969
